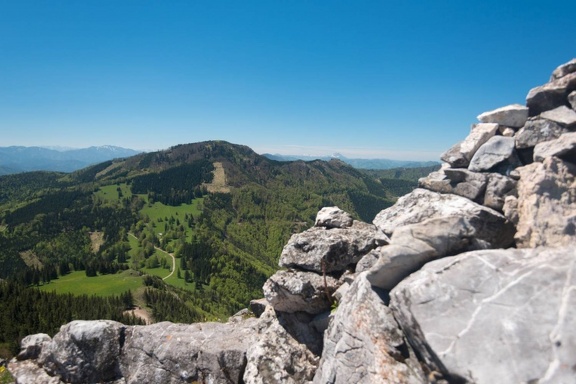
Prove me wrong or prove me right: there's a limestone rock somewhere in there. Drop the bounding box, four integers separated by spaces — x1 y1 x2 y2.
263 270 339 314
356 248 382 272
8 359 64 384
366 214 514 291
418 168 487 202
569 90 576 110
38 320 124 383
11 318 262 384
515 117 570 149
533 131 576 162
314 206 353 228
468 135 520 173
390 247 576 384
17 333 51 361
526 71 576 115
550 58 576 81
483 172 517 211
373 188 513 239
540 105 576 128
279 221 384 274
249 298 269 318
122 320 259 383
499 125 516 137
440 123 499 167
514 157 576 248
313 273 426 384
477 104 528 128
244 307 319 384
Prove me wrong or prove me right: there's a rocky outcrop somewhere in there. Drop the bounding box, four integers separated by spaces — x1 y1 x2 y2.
263 270 339 314
244 306 320 384
313 273 426 384
513 156 576 248
10 58 576 384
279 220 387 274
390 247 576 384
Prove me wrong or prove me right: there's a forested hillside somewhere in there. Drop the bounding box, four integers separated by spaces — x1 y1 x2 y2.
0 140 419 358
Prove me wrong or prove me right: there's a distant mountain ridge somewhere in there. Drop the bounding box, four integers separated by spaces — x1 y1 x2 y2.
263 153 439 169
0 145 143 175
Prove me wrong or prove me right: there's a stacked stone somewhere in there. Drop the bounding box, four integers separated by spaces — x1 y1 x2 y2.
361 58 576 384
9 59 576 384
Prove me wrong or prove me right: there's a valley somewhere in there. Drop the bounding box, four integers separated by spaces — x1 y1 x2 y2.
0 140 426 358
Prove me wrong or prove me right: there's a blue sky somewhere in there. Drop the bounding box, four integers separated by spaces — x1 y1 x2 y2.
1 1 575 160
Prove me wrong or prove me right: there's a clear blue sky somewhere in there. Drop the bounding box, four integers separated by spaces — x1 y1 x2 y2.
1 1 575 160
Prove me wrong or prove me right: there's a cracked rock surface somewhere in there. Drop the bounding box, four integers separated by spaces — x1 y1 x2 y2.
314 273 425 384
390 247 576 384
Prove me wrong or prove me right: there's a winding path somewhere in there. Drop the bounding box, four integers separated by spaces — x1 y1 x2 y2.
128 233 176 280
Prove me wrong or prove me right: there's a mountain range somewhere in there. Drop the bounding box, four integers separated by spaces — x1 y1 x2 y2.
263 153 439 169
0 145 142 175
0 145 438 176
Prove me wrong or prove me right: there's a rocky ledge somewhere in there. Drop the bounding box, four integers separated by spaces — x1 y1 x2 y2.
9 59 576 384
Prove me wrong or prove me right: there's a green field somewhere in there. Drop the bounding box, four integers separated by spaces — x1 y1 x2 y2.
95 183 132 202
38 270 143 296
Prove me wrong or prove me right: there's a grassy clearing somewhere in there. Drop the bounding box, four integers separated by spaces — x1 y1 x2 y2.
141 198 203 221
94 183 132 203
38 270 143 297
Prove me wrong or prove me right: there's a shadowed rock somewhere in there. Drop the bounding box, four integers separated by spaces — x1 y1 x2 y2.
279 221 386 274
468 136 520 173
540 105 576 128
263 270 339 315
533 131 576 162
313 273 426 384
515 117 570 150
440 123 499 168
526 71 576 115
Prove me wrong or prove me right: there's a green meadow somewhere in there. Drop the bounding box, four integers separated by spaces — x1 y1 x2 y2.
38 270 143 297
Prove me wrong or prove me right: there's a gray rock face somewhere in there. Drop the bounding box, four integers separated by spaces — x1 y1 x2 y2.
550 58 576 81
477 104 529 128
526 71 576 115
468 135 519 173
244 307 319 384
515 117 570 149
367 213 514 291
7 360 64 384
263 270 339 314
122 321 258 384
390 247 576 384
533 131 576 162
39 320 123 383
17 333 51 361
314 206 353 228
483 172 517 211
373 188 513 239
440 123 499 167
279 221 384 273
569 90 576 110
418 168 487 202
514 157 576 248
540 105 576 128
11 318 262 384
313 273 426 384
